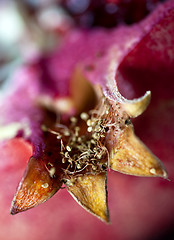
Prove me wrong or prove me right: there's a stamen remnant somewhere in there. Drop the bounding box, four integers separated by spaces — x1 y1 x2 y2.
56 97 116 178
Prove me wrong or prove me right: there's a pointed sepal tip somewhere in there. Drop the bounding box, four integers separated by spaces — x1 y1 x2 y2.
66 172 110 223
10 157 62 214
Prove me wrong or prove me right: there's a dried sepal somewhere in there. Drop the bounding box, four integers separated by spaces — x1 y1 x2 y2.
99 75 167 179
109 125 168 178
10 157 62 215
65 172 109 223
104 58 151 118
70 68 97 113
121 91 151 118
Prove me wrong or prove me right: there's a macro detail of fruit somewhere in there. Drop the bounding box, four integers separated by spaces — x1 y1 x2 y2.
0 0 174 240
10 75 167 222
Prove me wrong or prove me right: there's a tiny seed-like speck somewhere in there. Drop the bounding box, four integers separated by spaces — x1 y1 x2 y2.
80 112 89 120
64 130 70 136
150 168 156 175
49 167 56 177
87 126 93 132
77 164 81 169
70 117 77 123
42 183 49 188
66 146 71 152
62 158 66 163
87 119 92 126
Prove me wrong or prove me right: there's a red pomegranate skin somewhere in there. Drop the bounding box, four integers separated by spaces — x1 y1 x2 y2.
0 1 174 240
